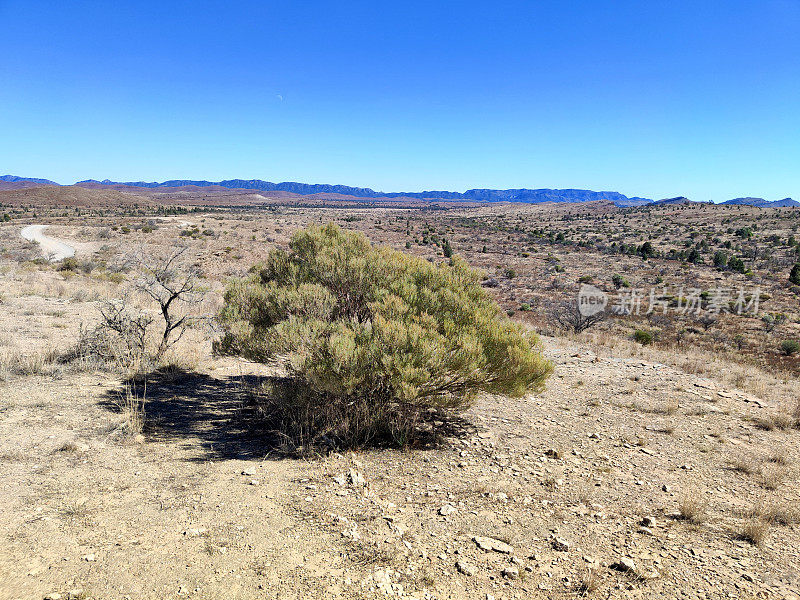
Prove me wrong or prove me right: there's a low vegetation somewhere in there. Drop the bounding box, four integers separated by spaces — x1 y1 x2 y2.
216 224 552 448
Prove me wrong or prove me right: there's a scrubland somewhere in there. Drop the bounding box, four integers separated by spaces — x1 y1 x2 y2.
1 197 799 600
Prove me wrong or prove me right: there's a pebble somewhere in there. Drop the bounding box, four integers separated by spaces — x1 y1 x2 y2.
551 537 571 552
348 469 366 486
502 566 519 580
183 528 207 537
610 557 637 573
473 535 514 554
456 561 476 576
439 504 457 516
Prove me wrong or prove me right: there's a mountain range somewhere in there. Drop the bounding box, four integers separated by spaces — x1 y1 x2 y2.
721 197 799 208
2 175 797 207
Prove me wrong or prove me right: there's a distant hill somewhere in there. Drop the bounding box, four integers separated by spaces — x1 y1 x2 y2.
722 197 799 208
0 185 152 208
4 175 796 209
74 178 653 206
653 196 699 205
0 175 60 191
0 175 58 185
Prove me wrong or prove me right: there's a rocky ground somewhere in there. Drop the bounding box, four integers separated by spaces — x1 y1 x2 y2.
1 214 799 600
1 335 798 600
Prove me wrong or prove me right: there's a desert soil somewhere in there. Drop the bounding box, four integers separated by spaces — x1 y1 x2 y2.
1 336 798 600
1 206 799 600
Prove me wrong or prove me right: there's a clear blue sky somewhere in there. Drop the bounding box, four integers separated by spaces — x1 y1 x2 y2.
1 1 798 201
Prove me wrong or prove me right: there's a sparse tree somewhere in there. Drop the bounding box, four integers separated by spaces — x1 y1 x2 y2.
790 263 800 286
550 299 606 333
130 246 199 360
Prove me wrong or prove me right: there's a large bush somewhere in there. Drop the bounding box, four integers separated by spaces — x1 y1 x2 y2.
215 224 552 447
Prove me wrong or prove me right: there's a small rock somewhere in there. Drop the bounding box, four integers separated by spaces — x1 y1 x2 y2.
242 467 256 476
473 535 514 554
610 557 637 573
641 569 660 580
67 590 84 600
248 479 260 486
551 537 571 552
81 553 95 562
502 566 519 580
638 527 654 536
439 504 457 516
348 469 365 486
641 516 656 528
544 448 561 459
183 527 207 537
456 561 476 576
44 594 62 600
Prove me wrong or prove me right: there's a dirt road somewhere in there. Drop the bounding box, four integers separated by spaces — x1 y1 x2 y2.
20 224 76 261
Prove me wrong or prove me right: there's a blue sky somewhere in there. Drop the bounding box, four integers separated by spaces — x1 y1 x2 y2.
1 1 798 201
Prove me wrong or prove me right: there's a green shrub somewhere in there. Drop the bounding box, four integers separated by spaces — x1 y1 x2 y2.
442 239 453 258
611 274 629 289
57 258 94 274
790 263 800 286
215 224 552 448
58 257 80 272
633 329 654 345
780 340 800 356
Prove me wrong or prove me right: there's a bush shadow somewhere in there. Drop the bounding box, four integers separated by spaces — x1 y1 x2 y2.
99 366 476 461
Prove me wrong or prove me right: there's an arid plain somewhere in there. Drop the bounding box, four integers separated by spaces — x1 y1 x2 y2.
1 185 799 600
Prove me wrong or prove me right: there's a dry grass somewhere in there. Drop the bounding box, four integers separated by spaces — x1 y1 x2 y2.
0 348 60 378
759 464 786 490
583 331 800 410
728 455 757 475
115 384 146 439
736 518 771 547
575 565 603 596
677 490 709 524
754 411 796 431
759 501 800 526
58 500 93 526
767 446 790 465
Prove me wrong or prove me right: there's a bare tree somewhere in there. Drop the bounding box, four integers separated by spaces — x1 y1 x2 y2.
130 246 199 360
98 298 154 361
550 299 606 333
